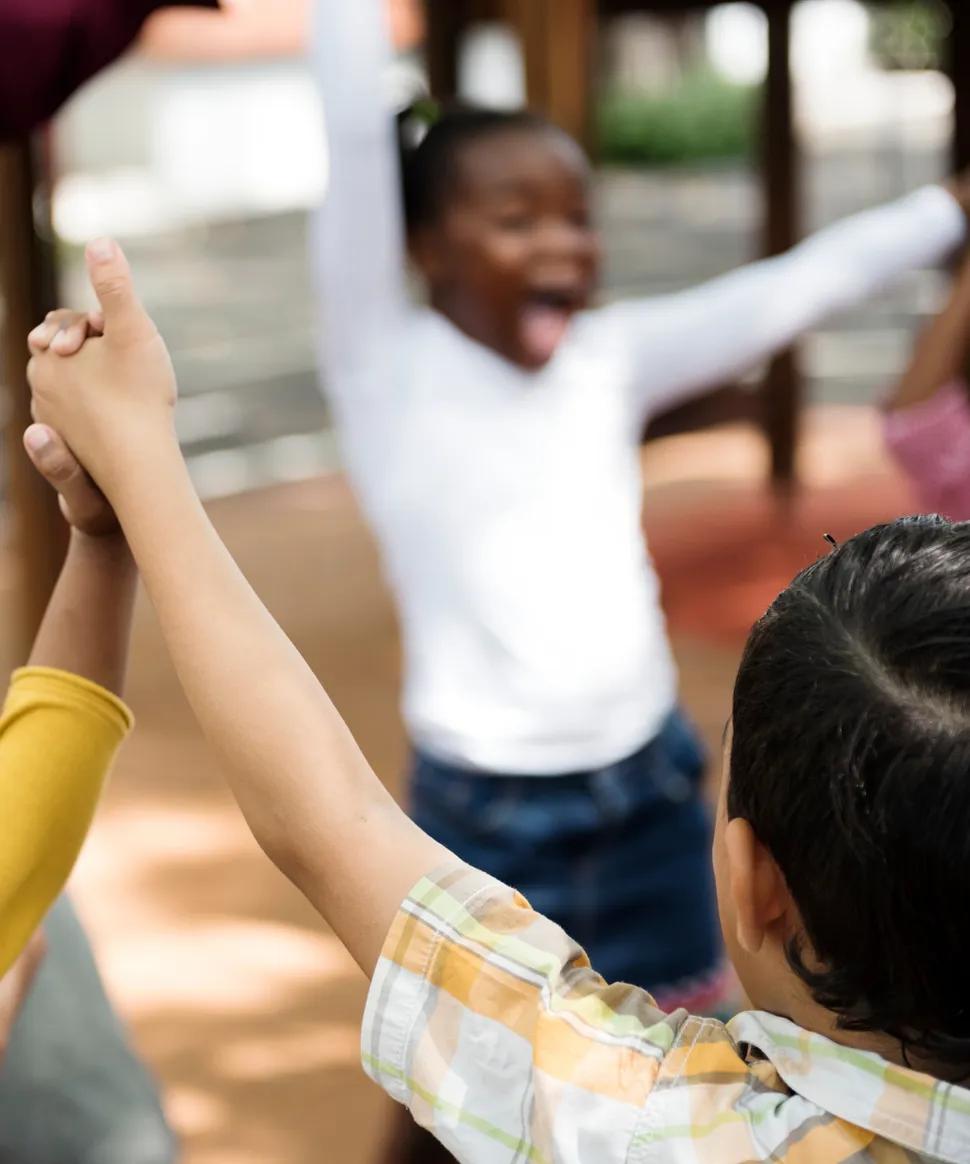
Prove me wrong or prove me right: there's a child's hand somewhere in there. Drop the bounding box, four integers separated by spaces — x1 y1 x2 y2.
28 308 104 358
25 304 122 536
27 239 178 496
23 425 121 537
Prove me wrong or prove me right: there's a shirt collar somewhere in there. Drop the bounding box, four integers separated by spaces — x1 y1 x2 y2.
728 1011 970 1163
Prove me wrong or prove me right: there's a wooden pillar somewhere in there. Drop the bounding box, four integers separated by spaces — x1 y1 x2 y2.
760 0 800 488
514 0 550 112
0 138 67 655
947 0 970 171
545 0 595 148
515 0 595 149
424 0 468 97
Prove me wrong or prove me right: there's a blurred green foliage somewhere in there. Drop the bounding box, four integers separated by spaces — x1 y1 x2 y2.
597 71 757 167
867 0 950 71
595 2 952 167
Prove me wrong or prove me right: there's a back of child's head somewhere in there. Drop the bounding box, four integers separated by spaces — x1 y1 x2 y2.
730 515 970 1071
396 102 560 232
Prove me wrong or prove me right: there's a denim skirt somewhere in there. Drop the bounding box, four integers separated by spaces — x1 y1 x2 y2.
410 709 728 1009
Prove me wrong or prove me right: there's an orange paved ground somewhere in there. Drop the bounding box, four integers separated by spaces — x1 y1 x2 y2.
52 406 918 1163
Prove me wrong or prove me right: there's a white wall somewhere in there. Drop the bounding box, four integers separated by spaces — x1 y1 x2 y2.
54 55 326 239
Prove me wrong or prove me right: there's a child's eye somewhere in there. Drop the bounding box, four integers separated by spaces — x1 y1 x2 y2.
494 210 534 231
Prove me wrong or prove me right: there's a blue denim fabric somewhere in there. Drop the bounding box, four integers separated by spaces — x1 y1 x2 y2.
411 709 722 994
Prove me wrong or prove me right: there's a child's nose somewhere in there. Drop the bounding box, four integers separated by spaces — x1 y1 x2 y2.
537 220 592 259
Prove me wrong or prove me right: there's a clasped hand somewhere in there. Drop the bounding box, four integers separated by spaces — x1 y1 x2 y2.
26 239 179 511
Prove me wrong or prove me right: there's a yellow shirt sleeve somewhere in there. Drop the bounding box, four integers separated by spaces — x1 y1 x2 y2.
0 666 133 977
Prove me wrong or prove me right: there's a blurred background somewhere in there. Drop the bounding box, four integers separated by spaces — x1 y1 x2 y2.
0 1 962 1160
48 0 959 497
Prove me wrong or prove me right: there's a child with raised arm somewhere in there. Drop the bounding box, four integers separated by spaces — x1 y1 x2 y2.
30 238 970 1164
0 352 177 1164
884 250 970 516
311 1 970 1046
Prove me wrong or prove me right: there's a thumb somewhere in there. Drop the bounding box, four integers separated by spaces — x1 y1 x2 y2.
85 238 155 345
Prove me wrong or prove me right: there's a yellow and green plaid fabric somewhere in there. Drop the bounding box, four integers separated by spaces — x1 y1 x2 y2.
362 862 970 1163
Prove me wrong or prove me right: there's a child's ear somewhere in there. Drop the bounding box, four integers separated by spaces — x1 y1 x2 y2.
724 818 789 955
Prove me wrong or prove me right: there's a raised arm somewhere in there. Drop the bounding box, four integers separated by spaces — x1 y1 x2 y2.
610 184 967 422
312 0 408 389
887 249 970 412
0 423 135 976
27 244 448 977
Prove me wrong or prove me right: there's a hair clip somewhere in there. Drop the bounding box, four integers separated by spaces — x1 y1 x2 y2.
823 533 839 550
399 97 440 151
410 97 441 127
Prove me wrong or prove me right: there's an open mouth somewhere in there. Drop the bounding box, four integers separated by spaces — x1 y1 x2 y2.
520 288 582 365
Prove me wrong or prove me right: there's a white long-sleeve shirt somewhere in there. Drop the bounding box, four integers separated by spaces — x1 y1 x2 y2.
313 2 966 775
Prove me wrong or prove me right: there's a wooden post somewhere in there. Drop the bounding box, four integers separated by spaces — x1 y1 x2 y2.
760 0 800 488
424 0 467 97
513 0 550 113
947 0 970 171
515 0 595 149
0 137 67 656
545 0 595 148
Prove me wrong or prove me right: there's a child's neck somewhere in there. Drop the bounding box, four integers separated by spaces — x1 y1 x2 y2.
777 984 967 1083
428 289 529 370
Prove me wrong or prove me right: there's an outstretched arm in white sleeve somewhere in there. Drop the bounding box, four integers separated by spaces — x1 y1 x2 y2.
610 184 967 423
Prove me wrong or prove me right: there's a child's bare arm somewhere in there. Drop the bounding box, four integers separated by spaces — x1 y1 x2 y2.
107 446 450 973
0 417 136 976
887 251 970 412
19 424 136 693
27 242 450 977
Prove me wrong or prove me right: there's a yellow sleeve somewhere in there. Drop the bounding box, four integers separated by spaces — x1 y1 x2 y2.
0 666 133 977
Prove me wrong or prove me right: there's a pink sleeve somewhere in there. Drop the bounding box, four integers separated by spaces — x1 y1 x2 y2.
884 381 970 519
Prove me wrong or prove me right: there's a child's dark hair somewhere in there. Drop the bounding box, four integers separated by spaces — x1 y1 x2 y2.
396 102 554 232
730 515 970 1074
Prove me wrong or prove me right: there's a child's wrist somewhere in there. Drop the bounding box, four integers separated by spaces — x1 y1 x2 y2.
96 420 181 498
67 527 134 569
105 428 191 534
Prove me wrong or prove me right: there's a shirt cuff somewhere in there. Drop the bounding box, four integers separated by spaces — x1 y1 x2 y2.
7 667 134 738
910 184 968 253
360 862 504 1104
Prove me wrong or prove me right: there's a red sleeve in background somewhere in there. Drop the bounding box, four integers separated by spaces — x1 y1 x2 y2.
0 0 219 141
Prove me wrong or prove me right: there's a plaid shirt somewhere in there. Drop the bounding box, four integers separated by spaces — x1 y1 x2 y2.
363 863 970 1163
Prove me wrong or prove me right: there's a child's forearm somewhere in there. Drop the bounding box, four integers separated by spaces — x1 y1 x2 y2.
28 531 136 695
888 254 970 412
25 239 447 974
109 435 448 975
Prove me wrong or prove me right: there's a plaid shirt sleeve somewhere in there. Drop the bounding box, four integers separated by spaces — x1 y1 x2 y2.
361 861 686 1163
362 866 970 1164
